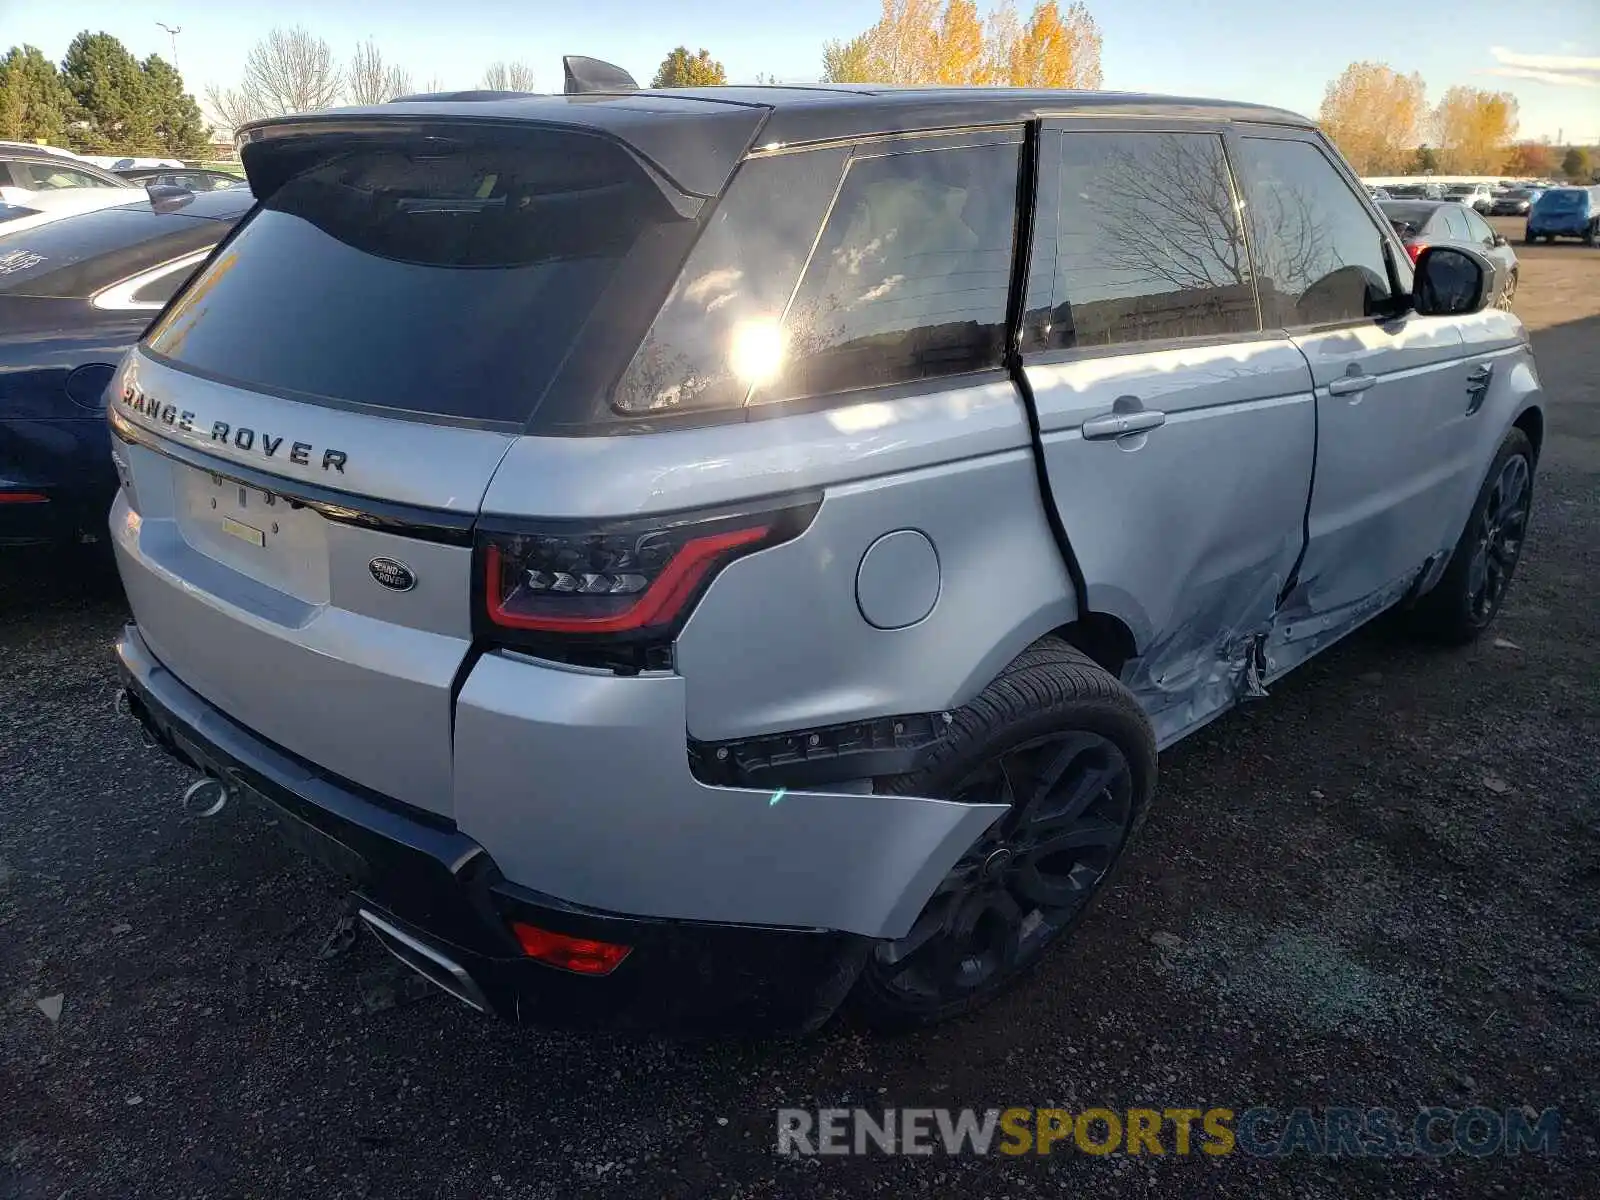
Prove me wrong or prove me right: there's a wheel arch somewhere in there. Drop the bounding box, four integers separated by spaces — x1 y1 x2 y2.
1052 610 1140 679
1513 404 1544 463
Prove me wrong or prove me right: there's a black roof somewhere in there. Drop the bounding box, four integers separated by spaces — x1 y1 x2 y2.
241 86 1313 202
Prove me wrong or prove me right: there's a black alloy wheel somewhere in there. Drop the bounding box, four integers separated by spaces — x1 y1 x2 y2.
1409 427 1535 644
869 731 1133 1005
1466 451 1532 627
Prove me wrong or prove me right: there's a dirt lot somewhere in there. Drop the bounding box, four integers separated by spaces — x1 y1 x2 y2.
2 219 1598 1199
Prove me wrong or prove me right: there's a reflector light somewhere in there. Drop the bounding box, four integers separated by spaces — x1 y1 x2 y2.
1405 240 1427 264
511 922 632 975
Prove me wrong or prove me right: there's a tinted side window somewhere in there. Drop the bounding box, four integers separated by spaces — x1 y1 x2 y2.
751 141 1019 405
612 147 850 415
1032 131 1257 351
1462 209 1495 246
1236 137 1393 328
16 162 113 190
1440 206 1472 241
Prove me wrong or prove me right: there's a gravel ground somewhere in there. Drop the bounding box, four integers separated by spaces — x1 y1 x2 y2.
3 219 1597 1199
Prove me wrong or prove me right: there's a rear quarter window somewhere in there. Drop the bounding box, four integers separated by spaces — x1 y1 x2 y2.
613 137 1021 415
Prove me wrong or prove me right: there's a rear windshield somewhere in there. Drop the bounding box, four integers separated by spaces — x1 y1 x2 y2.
1377 202 1436 234
144 124 692 427
1537 189 1589 210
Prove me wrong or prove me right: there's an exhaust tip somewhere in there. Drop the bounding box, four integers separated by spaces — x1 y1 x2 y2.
181 776 232 818
358 909 491 1014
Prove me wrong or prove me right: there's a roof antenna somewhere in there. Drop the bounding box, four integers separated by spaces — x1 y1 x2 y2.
563 56 639 95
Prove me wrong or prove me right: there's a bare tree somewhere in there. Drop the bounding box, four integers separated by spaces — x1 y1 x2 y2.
347 38 413 105
205 83 268 134
481 61 538 91
251 26 342 111
205 26 342 135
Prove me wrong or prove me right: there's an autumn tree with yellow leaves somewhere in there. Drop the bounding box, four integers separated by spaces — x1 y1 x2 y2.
1318 62 1428 175
1431 86 1519 174
822 0 1102 89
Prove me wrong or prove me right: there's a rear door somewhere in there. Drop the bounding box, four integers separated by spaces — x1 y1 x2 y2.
108 117 720 817
1020 121 1316 747
1228 131 1472 643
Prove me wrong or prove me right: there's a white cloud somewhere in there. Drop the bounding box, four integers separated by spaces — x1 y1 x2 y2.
1489 47 1600 88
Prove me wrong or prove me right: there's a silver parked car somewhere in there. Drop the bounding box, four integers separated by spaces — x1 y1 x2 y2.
109 61 1544 1034
1378 198 1521 308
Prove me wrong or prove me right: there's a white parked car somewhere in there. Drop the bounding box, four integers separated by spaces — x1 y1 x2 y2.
0 186 153 235
1444 183 1495 213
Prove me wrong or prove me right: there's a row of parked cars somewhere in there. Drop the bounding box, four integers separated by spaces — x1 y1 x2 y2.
0 141 252 545
1367 176 1600 245
1 73 1548 1034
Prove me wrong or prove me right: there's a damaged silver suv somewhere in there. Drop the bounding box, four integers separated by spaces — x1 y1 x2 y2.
110 59 1544 1033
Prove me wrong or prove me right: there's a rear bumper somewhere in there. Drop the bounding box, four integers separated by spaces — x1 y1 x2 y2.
117 625 868 1033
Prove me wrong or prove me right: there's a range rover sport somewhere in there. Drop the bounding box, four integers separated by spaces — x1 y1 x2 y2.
111 62 1544 1033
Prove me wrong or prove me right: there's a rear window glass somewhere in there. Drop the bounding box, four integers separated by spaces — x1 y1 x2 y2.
146 125 693 427
1538 189 1589 209
1378 202 1437 234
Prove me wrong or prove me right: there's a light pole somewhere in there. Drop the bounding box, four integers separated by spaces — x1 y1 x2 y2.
156 22 181 72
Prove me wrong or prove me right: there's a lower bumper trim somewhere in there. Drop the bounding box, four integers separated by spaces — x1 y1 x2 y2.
116 624 871 1033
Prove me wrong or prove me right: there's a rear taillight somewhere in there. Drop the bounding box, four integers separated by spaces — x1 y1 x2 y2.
477 497 819 661
1405 240 1427 264
511 922 632 975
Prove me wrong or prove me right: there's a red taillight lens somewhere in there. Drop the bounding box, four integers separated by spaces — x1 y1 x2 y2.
511 922 632 975
479 499 819 638
1405 240 1427 264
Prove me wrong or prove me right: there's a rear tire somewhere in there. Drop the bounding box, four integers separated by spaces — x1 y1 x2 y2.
1408 428 1534 645
848 638 1157 1030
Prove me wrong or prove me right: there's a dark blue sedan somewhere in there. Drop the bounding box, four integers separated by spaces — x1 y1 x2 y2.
0 187 250 546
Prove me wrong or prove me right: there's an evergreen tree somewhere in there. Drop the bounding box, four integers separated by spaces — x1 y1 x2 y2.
142 54 209 156
0 45 76 145
61 30 154 153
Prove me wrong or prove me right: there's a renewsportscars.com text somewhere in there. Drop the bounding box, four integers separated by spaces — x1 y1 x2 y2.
776 1106 1561 1158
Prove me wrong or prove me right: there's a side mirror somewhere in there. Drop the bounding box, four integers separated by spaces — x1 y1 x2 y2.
1492 233 1509 247
144 181 193 213
1412 244 1496 317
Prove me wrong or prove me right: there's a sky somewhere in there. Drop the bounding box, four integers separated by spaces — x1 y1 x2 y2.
2 0 1597 144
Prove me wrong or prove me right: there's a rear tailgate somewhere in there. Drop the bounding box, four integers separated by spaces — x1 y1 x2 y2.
108 111 746 818
110 355 510 816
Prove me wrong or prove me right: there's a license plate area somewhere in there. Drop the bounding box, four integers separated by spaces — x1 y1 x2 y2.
174 467 331 603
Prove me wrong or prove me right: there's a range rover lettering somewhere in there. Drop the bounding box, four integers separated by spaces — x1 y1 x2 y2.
110 59 1544 1033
